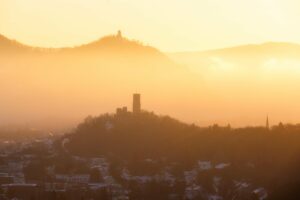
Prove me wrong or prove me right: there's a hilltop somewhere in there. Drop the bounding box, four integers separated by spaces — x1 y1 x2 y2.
71 34 161 55
65 111 191 158
0 32 167 59
0 32 174 70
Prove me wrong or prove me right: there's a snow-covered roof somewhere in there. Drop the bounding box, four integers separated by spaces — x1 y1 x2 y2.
215 163 231 169
198 161 212 170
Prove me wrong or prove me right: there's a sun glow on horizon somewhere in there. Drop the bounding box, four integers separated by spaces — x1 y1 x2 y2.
1 0 300 51
1 0 300 128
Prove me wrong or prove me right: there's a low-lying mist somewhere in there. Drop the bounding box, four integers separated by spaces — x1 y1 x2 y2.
1 36 300 131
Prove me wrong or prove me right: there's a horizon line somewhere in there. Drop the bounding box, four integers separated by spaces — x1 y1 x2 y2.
1 32 299 53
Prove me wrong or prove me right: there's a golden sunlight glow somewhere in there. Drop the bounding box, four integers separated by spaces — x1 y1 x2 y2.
1 0 300 128
1 0 300 51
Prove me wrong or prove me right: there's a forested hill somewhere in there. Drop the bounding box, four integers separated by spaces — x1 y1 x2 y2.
65 111 300 166
57 112 300 199
0 32 169 59
65 111 194 159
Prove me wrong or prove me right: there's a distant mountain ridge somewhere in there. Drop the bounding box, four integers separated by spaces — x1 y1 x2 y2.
168 42 300 71
171 42 300 56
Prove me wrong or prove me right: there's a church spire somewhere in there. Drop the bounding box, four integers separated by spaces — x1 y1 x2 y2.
266 115 269 130
117 30 122 38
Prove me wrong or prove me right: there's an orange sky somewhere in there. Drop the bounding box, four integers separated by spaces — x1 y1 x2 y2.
1 0 300 51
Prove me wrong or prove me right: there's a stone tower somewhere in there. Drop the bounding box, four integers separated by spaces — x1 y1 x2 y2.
132 93 141 113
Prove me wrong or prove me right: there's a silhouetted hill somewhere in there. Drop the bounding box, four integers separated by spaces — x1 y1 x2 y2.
64 111 300 163
0 33 167 59
63 112 300 198
72 35 162 55
0 34 31 53
0 32 173 70
65 111 193 159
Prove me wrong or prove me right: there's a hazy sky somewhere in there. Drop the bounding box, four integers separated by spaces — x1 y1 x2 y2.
1 0 300 51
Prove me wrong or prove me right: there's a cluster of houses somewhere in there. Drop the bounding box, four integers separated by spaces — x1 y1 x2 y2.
0 135 269 200
183 161 267 200
0 137 130 200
